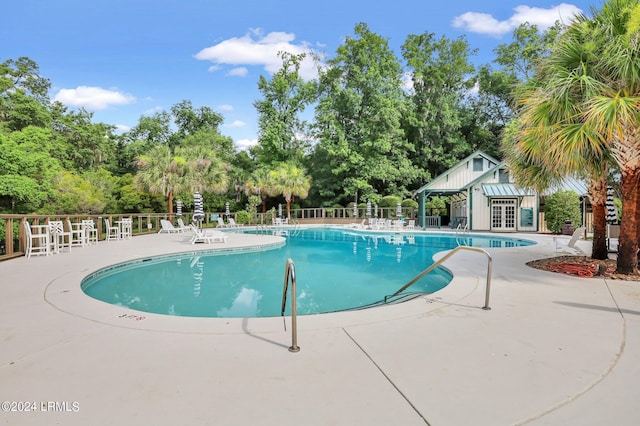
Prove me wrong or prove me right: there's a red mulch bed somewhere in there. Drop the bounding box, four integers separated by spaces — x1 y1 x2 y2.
526 256 640 281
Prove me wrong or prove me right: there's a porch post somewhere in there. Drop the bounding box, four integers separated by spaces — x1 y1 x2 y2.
418 191 426 228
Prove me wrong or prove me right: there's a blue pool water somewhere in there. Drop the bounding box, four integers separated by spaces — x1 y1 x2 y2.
81 228 534 318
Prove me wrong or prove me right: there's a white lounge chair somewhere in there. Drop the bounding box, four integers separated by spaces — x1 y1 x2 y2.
177 218 191 232
349 219 365 229
189 224 227 244
217 217 227 228
554 226 586 254
159 219 180 234
227 218 241 227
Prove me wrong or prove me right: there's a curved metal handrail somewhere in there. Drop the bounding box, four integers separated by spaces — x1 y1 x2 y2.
390 246 493 310
455 223 470 246
281 258 300 352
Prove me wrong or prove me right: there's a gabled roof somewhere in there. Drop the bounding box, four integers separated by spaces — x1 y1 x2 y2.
414 150 500 195
462 161 506 189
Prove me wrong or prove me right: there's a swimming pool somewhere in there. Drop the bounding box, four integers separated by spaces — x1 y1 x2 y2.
81 228 534 318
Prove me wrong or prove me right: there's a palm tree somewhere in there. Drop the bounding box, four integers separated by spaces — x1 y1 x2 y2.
507 0 640 273
134 145 186 214
268 162 311 219
244 168 273 213
179 145 230 195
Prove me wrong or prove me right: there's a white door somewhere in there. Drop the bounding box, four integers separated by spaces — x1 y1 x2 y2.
491 199 516 231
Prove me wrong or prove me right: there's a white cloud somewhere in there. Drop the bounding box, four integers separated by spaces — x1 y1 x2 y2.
143 106 163 115
227 67 248 77
452 3 582 37
114 124 131 133
225 120 246 128
54 86 136 110
235 138 258 151
217 104 233 111
194 29 321 80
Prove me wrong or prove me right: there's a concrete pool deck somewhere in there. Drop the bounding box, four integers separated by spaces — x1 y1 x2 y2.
1 229 639 425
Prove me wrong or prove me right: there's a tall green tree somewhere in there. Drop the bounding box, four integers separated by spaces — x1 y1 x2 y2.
401 32 475 177
50 104 116 172
0 57 52 131
0 127 60 213
466 23 564 160
170 100 224 145
252 51 317 165
313 23 420 205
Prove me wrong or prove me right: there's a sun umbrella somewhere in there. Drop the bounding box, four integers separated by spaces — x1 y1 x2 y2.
366 201 371 218
225 202 230 218
278 203 282 218
176 200 182 217
193 192 204 226
353 203 357 218
396 202 402 218
606 186 617 223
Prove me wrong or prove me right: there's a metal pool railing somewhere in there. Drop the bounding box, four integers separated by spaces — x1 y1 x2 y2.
389 246 493 310
281 258 300 353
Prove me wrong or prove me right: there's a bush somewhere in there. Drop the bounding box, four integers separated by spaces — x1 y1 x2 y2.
401 199 418 209
425 196 447 216
544 190 582 234
378 195 401 207
235 210 252 225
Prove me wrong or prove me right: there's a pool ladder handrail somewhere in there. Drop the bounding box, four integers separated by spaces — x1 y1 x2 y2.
455 223 470 246
389 246 493 310
281 258 300 352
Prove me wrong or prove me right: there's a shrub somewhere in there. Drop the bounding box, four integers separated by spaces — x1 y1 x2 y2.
401 199 418 209
378 195 401 207
425 196 447 216
235 210 252 224
544 190 582 234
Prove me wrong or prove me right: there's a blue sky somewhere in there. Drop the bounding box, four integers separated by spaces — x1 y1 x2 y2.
1 0 597 150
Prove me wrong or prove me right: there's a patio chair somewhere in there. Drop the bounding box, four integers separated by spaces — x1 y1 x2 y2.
49 220 72 253
189 224 227 244
217 217 227 228
119 218 133 239
554 226 587 254
82 220 98 244
349 219 365 229
159 219 180 234
227 218 241 227
104 218 120 241
177 218 191 232
67 219 86 247
23 221 51 257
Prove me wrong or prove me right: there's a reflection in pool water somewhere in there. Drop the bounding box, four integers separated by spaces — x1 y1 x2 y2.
82 228 534 318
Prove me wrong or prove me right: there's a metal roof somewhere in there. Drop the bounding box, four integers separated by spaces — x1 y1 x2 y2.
543 178 589 196
481 183 535 197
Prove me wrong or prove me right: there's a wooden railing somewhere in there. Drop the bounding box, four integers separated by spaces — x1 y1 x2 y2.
1 213 174 260
0 207 415 261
